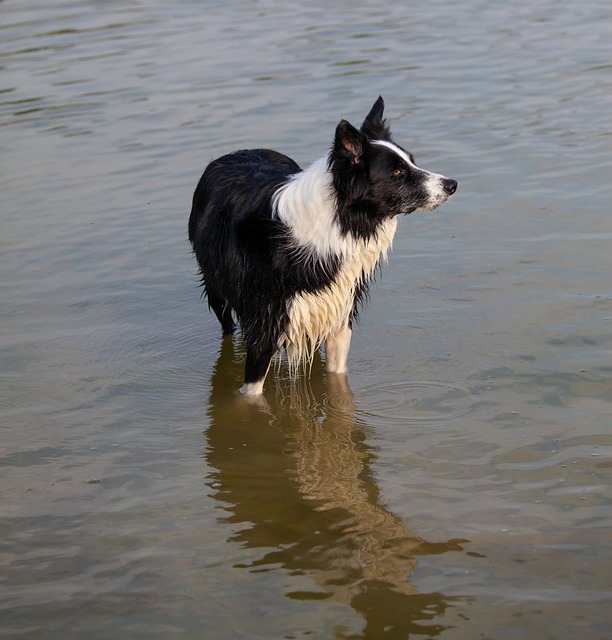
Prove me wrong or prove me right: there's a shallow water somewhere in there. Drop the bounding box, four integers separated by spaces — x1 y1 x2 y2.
1 1 611 638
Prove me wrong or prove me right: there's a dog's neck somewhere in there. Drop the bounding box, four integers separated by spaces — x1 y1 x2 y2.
272 157 346 259
273 156 398 263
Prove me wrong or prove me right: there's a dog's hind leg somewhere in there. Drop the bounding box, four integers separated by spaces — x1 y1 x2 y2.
324 325 352 374
240 343 275 396
207 291 235 334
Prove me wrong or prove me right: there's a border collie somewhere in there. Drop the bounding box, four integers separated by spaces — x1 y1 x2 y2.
189 97 457 395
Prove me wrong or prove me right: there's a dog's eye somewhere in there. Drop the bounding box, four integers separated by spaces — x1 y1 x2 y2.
392 168 403 176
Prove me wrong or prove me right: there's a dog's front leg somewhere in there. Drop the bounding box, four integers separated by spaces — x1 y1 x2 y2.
324 325 352 374
240 344 275 396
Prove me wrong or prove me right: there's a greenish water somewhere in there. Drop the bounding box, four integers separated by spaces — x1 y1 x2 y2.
1 1 611 638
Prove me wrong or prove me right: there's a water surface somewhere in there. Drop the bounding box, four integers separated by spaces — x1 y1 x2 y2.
1 1 611 638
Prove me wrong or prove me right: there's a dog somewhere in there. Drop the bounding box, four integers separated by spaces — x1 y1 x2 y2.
189 96 457 395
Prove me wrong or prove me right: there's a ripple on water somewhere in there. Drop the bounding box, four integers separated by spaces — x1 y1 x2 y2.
355 380 475 426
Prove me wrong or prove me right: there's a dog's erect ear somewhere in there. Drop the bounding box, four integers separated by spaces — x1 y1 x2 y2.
361 95 391 140
333 119 368 164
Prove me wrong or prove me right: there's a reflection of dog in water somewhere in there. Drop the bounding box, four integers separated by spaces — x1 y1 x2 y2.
204 338 468 636
189 97 457 396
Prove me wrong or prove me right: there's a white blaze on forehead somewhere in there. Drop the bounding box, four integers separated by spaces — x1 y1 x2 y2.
372 139 419 170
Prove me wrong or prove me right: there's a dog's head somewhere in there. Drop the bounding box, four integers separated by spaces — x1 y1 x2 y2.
329 96 457 234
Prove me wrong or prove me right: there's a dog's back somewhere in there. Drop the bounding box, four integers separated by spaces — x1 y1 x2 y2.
189 148 311 364
189 149 300 246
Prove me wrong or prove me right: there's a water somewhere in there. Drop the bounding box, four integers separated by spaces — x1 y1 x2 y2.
1 1 611 638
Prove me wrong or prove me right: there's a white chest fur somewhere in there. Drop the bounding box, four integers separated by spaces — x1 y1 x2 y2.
280 217 398 368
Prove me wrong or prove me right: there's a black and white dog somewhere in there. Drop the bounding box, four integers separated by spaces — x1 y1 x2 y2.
189 97 457 395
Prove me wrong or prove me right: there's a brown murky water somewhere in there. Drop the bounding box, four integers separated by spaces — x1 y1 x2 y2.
1 1 611 638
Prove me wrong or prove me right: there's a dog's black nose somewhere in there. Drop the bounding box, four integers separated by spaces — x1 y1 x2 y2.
443 178 458 195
